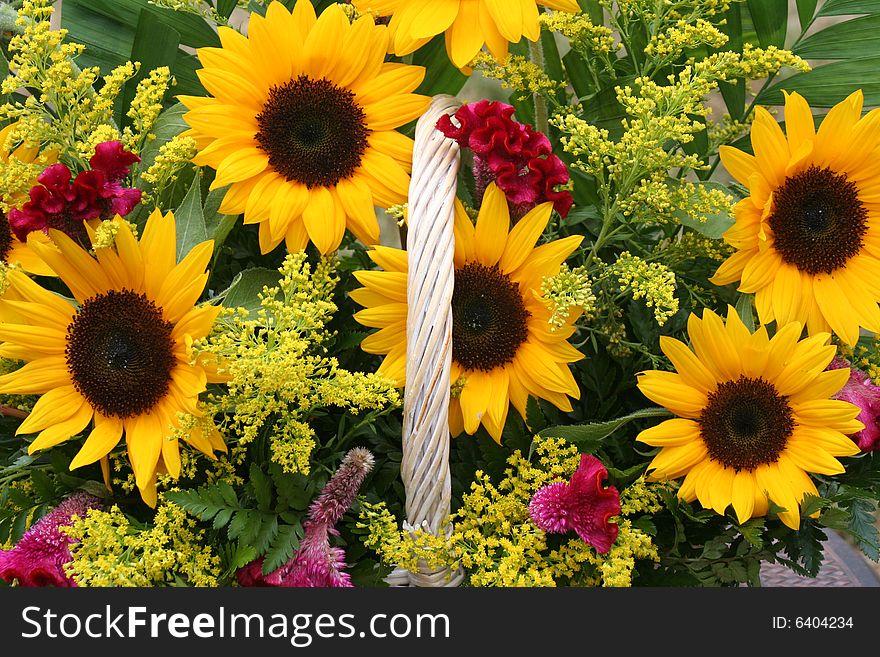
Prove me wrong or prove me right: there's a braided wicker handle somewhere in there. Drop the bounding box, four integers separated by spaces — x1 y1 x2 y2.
385 94 464 588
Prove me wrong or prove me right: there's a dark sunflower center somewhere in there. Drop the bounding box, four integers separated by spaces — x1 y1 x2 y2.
699 376 794 472
769 165 867 275
66 289 175 418
0 213 13 263
254 75 370 189
451 263 530 371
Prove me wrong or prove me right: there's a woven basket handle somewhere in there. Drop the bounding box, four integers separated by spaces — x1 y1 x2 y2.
385 94 464 587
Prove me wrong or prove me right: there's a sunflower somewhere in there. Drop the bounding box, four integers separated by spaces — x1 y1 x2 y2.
180 0 430 256
0 123 55 277
0 210 227 506
352 182 584 442
352 0 581 69
636 307 862 530
713 90 880 346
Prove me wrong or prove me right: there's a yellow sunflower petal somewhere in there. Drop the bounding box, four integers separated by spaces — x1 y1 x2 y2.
473 183 510 266
302 186 346 254
731 470 757 524
16 385 86 436
460 369 491 434
636 370 708 418
70 414 124 470
0 357 70 394
28 401 93 454
637 418 701 447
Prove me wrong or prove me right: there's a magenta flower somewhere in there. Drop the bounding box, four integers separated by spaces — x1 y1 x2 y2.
8 141 141 246
436 100 573 220
237 448 375 588
529 454 620 553
829 357 880 452
0 491 103 587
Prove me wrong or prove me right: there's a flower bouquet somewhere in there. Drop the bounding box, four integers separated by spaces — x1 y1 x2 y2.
2 0 880 589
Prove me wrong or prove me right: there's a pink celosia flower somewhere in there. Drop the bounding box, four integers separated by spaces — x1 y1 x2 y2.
237 448 375 588
436 100 573 220
8 141 141 245
829 357 880 452
0 491 103 587
528 453 620 553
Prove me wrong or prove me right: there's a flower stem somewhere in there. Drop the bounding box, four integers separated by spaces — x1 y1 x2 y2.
529 38 549 136
0 405 28 419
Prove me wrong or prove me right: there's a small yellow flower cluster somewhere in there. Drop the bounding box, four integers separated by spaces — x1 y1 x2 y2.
708 112 754 150
147 0 249 24
358 438 660 587
839 336 880 385
197 253 400 475
695 44 811 82
383 203 407 226
644 19 728 61
661 231 735 264
470 52 563 99
63 499 222 587
539 11 618 56
541 264 597 330
140 134 198 204
91 218 139 251
607 251 679 326
123 66 174 154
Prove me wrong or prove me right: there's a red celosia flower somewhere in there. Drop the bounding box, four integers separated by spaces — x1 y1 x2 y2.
829 357 880 452
528 453 620 553
8 141 141 245
436 100 573 219
0 491 103 587
237 448 375 588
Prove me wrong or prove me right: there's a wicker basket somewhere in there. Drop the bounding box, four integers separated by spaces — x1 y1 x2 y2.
383 94 465 588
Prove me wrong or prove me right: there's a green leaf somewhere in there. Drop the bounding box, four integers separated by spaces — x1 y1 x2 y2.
818 0 880 16
718 3 745 120
203 186 238 245
29 470 56 503
746 0 787 48
535 407 673 453
800 493 831 518
525 396 548 434
735 293 755 332
174 172 208 261
263 523 302 573
250 463 274 512
760 57 880 108
847 498 880 561
412 34 467 97
794 15 880 60
134 103 189 184
796 0 819 27
254 516 279 555
121 10 179 128
216 0 239 20
674 182 735 239
218 267 282 312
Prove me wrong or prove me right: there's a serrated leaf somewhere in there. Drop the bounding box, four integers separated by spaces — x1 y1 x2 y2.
250 464 274 512
29 469 56 503
253 516 279 555
847 498 880 561
536 407 672 454
262 523 302 573
218 481 238 507
212 508 234 529
525 396 548 434
175 171 208 261
800 493 831 518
